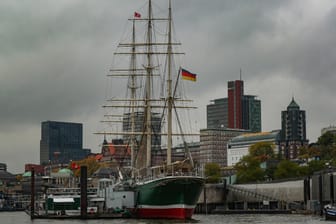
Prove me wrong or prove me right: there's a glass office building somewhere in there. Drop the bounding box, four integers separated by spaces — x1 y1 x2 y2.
40 121 90 165
206 81 261 132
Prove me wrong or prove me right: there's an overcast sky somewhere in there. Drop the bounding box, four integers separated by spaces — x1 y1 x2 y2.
1 0 336 173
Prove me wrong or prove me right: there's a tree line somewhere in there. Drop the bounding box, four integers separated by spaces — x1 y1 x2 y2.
205 132 336 184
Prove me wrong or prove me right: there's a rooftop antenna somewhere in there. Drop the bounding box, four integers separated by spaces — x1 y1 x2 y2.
240 68 242 80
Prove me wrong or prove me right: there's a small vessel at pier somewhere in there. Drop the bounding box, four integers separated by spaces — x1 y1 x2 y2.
324 204 336 221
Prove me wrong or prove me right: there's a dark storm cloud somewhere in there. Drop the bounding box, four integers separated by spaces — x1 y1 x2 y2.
0 1 129 130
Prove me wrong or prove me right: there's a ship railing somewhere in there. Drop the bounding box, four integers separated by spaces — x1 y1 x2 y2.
46 187 98 195
136 170 203 183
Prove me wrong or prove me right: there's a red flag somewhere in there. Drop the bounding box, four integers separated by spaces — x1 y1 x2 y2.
134 12 141 18
181 68 197 82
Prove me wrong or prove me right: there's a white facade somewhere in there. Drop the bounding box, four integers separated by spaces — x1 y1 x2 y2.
227 146 249 167
227 131 281 167
321 125 336 135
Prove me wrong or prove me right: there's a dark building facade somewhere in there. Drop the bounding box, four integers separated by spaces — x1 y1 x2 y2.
242 95 261 132
207 98 228 129
280 98 308 159
40 121 91 165
207 80 261 132
122 112 162 152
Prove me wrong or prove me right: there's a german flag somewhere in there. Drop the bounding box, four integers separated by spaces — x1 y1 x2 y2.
181 68 197 82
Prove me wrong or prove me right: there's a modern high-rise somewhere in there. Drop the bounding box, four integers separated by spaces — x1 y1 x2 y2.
207 98 228 129
200 128 250 167
228 80 244 129
206 80 261 132
40 121 91 165
242 95 261 132
279 98 308 159
122 112 162 151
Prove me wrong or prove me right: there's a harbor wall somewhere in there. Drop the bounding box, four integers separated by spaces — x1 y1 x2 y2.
228 180 304 202
195 179 306 214
198 179 304 204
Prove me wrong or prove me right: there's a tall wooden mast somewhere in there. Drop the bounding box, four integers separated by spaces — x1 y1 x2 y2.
167 0 173 165
145 0 153 168
130 19 136 171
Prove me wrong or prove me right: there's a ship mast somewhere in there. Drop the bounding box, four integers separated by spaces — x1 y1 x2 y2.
145 0 153 168
130 19 136 171
166 0 173 166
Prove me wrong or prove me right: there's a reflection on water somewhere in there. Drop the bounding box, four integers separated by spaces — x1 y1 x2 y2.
0 212 334 224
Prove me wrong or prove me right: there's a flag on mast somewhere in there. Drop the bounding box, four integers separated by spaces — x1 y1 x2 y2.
134 12 141 18
181 68 197 81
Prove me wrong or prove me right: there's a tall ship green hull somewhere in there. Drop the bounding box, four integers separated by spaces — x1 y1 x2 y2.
97 0 206 220
135 176 204 219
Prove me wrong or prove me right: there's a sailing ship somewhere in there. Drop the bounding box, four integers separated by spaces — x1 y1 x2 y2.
97 0 204 219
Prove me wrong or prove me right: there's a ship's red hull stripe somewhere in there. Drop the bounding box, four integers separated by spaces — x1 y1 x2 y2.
137 207 194 219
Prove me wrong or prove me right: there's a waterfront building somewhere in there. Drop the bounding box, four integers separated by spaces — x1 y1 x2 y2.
200 128 250 168
96 138 131 167
25 164 44 176
227 130 281 166
228 80 244 129
152 142 200 166
242 95 261 132
0 163 6 172
206 80 261 132
21 171 45 194
279 98 308 159
207 98 228 129
0 163 16 191
123 112 162 152
172 142 201 165
40 121 91 165
50 168 75 188
321 125 336 135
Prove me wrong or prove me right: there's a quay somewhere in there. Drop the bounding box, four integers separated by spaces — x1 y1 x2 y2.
195 171 336 215
24 167 336 218
27 211 131 219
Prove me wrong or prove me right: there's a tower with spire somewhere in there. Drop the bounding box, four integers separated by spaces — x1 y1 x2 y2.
280 97 308 159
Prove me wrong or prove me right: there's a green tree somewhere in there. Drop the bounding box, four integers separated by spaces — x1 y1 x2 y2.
249 142 275 162
318 132 336 146
204 163 221 183
317 132 336 159
298 146 309 162
307 160 326 175
235 155 265 183
233 142 278 183
274 160 307 179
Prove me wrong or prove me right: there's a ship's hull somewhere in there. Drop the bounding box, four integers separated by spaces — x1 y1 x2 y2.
135 176 204 219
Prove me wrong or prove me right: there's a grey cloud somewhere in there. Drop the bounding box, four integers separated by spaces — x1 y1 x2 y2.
1 0 336 172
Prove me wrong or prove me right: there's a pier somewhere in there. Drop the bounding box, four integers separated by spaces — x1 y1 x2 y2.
195 178 311 214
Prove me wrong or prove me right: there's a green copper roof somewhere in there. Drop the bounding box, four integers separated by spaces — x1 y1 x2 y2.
22 171 32 177
58 168 73 174
229 130 281 143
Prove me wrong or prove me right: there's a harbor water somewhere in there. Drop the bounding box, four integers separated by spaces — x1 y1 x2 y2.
0 212 334 224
